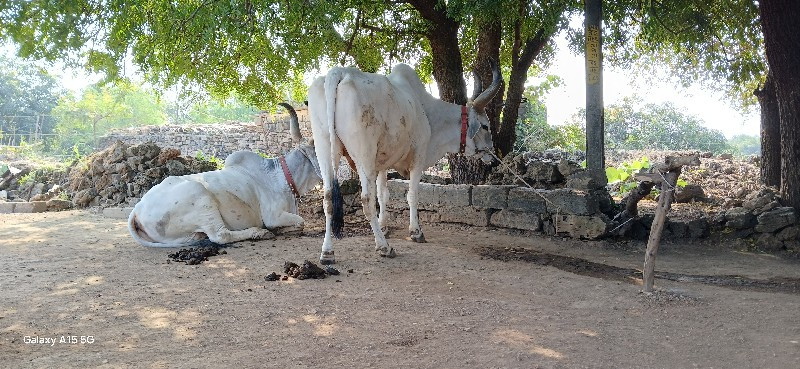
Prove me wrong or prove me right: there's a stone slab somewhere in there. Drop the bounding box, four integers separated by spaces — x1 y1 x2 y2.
507 188 548 213
544 188 599 215
0 202 16 214
473 185 515 209
554 214 608 239
439 206 489 227
490 209 541 231
14 201 48 213
437 184 472 207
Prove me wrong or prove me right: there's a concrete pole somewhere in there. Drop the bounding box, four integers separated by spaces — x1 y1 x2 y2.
585 0 605 170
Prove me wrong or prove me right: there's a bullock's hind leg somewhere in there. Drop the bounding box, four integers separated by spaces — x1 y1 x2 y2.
359 170 395 258
376 170 391 236
406 168 426 243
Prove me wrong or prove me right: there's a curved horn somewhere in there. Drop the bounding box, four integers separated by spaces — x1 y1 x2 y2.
472 58 502 112
470 69 482 101
279 102 302 142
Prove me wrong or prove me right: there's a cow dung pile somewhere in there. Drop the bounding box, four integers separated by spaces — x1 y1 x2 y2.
167 245 227 265
264 261 339 281
68 140 219 208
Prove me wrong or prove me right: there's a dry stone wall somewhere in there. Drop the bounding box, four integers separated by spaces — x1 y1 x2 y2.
383 180 613 239
101 108 313 159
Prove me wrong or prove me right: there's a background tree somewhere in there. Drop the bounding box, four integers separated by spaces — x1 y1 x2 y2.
571 97 731 154
52 82 166 154
1 0 582 181
187 97 259 125
514 74 586 153
598 1 800 203
0 54 63 146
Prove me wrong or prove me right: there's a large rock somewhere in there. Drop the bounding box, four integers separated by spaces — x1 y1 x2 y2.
507 188 548 213
490 209 541 231
472 185 514 209
754 233 784 252
46 199 74 211
776 225 800 241
755 207 796 233
525 161 563 184
557 159 582 177
674 184 705 203
743 188 778 214
554 214 608 239
543 188 599 215
566 169 607 190
73 188 99 207
725 207 756 229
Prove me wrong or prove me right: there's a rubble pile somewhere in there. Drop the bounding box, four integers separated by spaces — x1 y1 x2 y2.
67 141 218 208
0 159 72 211
485 149 586 188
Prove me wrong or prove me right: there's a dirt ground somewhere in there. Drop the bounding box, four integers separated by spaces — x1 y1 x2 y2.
2 210 799 368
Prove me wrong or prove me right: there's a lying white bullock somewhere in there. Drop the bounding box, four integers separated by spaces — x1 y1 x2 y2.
308 59 502 264
128 104 320 247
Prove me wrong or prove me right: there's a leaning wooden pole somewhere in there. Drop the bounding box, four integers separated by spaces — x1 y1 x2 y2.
642 155 700 292
642 170 679 292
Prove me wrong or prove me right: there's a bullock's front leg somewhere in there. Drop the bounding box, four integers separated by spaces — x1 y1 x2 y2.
406 168 426 243
208 226 275 244
376 170 391 236
265 212 305 235
360 171 395 258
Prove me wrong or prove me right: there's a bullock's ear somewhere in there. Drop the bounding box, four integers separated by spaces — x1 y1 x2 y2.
467 114 481 139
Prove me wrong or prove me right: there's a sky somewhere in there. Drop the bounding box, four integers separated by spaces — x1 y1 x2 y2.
540 35 760 138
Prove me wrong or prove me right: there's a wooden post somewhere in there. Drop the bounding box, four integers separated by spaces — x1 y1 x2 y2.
642 169 678 292
585 0 604 171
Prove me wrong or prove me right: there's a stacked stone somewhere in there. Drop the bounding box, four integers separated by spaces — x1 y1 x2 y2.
68 141 218 208
719 188 799 251
384 179 612 240
485 150 585 188
101 108 310 160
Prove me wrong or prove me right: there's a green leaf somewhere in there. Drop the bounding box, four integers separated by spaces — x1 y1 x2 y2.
606 167 621 183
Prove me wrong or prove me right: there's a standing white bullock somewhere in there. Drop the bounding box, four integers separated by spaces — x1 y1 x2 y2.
308 59 503 264
128 104 321 247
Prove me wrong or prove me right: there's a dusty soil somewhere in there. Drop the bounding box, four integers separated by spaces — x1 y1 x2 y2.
2 211 800 368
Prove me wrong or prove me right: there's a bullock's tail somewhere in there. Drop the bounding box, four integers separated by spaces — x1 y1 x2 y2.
128 211 165 247
128 211 182 248
324 69 346 239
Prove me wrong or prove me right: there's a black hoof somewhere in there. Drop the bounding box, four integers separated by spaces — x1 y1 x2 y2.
378 247 396 258
319 251 335 265
410 232 426 243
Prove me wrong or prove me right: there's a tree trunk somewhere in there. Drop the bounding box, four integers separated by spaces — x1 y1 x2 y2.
759 0 800 209
498 29 549 157
754 71 780 187
446 19 504 185
407 0 466 104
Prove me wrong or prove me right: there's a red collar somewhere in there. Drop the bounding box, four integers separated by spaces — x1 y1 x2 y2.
459 105 468 154
279 156 301 198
